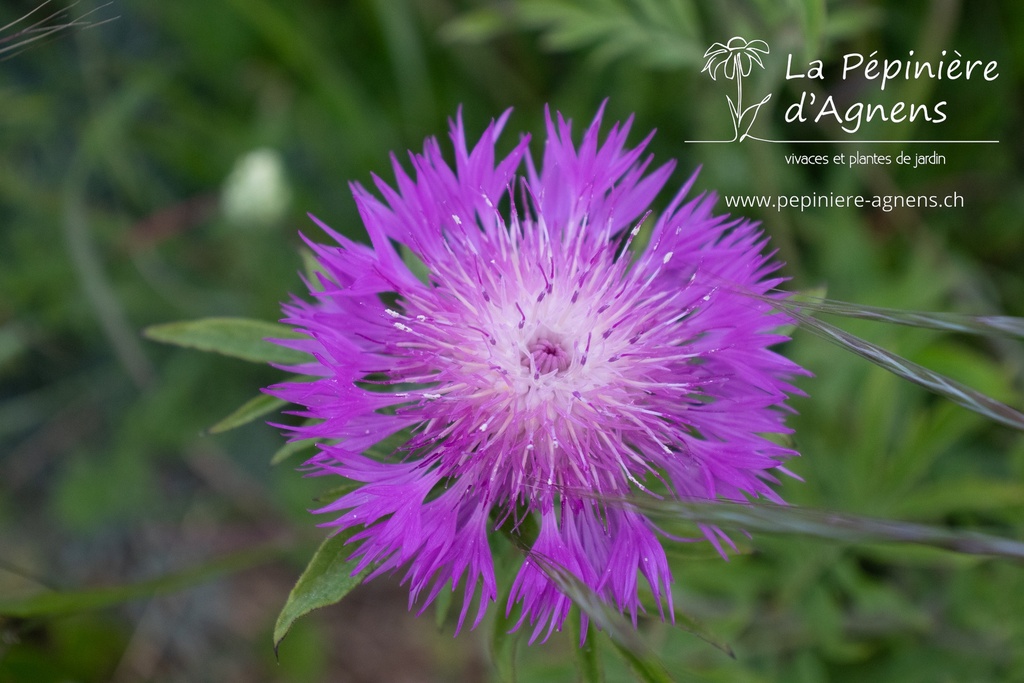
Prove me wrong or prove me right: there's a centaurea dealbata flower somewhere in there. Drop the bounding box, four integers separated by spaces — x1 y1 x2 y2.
268 105 804 643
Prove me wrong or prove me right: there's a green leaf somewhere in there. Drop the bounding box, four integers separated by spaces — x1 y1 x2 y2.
434 584 453 629
143 317 308 365
271 438 319 465
671 607 735 659
524 551 649 656
610 639 675 683
273 529 370 652
299 246 328 290
490 585 521 683
272 427 410 468
0 546 278 618
209 392 286 433
572 608 604 683
312 479 363 504
401 244 431 285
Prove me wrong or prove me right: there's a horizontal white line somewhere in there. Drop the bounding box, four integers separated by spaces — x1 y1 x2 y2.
686 139 1000 144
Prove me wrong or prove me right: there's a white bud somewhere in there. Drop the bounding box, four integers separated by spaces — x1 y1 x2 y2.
221 148 292 229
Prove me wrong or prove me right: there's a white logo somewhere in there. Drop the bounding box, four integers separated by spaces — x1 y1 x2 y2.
700 37 772 142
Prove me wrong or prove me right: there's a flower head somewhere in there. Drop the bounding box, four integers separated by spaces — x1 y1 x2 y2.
269 105 804 642
702 36 770 80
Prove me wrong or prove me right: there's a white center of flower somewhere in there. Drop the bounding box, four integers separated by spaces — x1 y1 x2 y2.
522 334 571 375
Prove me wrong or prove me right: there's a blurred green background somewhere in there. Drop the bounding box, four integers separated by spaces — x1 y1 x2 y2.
2 0 1023 681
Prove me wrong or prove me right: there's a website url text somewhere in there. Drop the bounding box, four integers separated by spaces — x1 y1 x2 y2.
723 192 964 213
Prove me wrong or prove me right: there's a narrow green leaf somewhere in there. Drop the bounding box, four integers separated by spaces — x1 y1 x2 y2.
143 317 308 365
274 427 410 468
610 639 675 683
500 517 662 665
490 585 521 683
271 438 319 466
312 479 362 504
434 585 453 629
209 392 286 434
633 582 734 658
401 245 431 285
299 247 327 290
572 608 605 683
0 546 278 618
671 607 735 659
273 529 370 652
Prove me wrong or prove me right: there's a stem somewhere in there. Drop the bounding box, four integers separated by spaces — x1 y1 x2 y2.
735 55 744 140
735 55 743 115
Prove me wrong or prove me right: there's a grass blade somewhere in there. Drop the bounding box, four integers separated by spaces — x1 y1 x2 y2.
778 294 1024 338
0 546 278 618
526 551 650 655
623 497 1024 561
788 309 1024 431
572 608 605 683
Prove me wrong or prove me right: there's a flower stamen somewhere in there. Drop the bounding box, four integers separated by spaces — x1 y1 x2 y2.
524 335 572 375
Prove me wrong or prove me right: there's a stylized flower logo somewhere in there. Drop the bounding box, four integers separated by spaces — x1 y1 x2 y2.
701 37 772 142
702 37 770 80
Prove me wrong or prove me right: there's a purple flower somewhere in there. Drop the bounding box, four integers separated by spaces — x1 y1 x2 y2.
268 105 804 643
